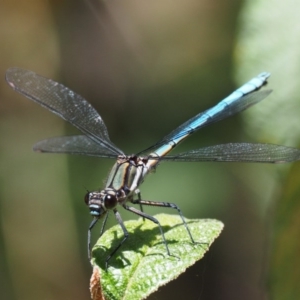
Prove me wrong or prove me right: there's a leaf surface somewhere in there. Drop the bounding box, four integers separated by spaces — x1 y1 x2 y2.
90 214 223 300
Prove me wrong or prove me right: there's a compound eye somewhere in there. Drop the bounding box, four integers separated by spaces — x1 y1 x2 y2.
104 194 118 209
84 192 90 205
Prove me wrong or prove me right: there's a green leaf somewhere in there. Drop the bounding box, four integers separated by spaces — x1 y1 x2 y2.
90 214 223 300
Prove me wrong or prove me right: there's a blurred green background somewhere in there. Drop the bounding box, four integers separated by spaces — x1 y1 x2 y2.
1 0 300 299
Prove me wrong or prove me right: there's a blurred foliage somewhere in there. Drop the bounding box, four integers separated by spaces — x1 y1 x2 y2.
236 0 300 147
268 163 300 300
236 0 300 299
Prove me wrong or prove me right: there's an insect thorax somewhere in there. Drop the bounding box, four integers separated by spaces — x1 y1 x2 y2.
105 155 151 194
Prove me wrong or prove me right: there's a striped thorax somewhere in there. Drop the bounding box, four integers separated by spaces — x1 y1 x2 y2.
85 154 158 217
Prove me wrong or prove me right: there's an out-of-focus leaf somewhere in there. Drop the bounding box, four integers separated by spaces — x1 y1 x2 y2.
90 214 223 300
268 163 300 300
236 1 300 299
235 0 300 147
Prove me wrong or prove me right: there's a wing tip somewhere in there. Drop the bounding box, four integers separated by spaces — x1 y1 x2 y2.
5 67 22 87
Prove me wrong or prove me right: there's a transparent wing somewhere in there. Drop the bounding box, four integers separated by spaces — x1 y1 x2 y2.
160 143 300 163
6 68 124 156
33 135 118 158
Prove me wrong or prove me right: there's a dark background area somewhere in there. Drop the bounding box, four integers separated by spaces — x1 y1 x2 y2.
0 1 282 299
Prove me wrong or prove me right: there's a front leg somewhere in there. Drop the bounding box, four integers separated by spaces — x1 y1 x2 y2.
133 189 143 213
104 209 129 270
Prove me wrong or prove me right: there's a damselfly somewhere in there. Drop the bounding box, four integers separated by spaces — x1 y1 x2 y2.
6 69 300 268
